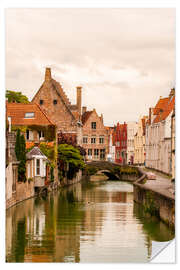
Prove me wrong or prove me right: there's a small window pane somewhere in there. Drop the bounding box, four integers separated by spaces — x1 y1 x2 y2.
53 100 57 105
25 112 35 118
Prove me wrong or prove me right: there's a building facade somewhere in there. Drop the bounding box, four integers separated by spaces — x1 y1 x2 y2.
81 108 108 161
107 127 116 162
32 67 83 145
145 89 175 174
6 102 56 145
114 122 127 164
134 116 147 165
127 121 138 165
171 108 175 180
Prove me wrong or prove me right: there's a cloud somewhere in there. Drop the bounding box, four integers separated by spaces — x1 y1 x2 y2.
6 8 175 125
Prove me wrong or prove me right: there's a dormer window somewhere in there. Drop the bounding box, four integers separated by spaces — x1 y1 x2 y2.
25 112 35 118
40 100 43 105
53 99 57 105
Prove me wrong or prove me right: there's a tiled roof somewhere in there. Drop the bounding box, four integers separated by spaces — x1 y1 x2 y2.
26 146 47 159
26 141 54 149
153 98 169 115
153 96 175 123
6 102 55 126
82 111 93 124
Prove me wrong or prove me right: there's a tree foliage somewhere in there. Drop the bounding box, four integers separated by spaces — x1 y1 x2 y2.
6 90 29 104
15 129 26 182
58 144 85 169
58 144 85 180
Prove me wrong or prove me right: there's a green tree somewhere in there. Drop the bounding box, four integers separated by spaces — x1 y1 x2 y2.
58 144 85 180
15 129 26 182
6 90 29 103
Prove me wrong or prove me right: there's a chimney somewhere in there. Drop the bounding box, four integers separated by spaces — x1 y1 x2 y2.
45 67 52 81
149 108 151 125
100 113 103 123
76 86 82 115
82 106 87 115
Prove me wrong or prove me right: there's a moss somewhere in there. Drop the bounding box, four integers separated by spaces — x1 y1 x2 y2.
144 191 159 216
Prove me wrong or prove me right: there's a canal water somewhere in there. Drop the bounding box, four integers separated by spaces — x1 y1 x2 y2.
6 179 174 263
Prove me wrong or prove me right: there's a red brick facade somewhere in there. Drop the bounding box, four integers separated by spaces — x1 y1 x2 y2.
32 68 82 140
82 108 108 161
114 122 127 164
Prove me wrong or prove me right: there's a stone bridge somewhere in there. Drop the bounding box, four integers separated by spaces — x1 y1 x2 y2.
86 161 141 181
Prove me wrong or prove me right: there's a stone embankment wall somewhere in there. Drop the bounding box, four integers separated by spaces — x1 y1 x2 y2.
6 170 83 209
6 180 34 209
133 174 175 228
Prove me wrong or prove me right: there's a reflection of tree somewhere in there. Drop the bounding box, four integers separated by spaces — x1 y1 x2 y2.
14 218 27 262
133 202 175 242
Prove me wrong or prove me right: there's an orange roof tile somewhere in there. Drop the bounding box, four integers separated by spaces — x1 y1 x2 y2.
153 96 175 123
6 102 56 126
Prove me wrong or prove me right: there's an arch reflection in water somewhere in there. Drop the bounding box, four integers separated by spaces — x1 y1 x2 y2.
6 180 174 263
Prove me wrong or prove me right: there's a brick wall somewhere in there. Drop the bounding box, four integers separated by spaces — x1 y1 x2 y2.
82 110 108 160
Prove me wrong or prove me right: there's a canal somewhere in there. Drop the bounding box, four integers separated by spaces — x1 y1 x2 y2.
6 179 174 263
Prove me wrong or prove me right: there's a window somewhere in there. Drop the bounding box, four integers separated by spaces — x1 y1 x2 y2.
88 149 92 156
53 99 57 105
116 141 120 147
36 159 40 175
83 137 88 144
99 137 104 144
26 129 29 140
91 137 96 144
94 149 99 159
40 100 43 105
91 122 96 129
100 149 105 160
38 130 45 140
25 112 35 118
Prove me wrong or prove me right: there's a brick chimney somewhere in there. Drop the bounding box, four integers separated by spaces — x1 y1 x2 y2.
149 108 152 124
82 106 87 115
45 67 52 81
100 113 103 123
76 86 82 115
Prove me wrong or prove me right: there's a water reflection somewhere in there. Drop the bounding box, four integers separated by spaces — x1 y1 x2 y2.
6 180 174 263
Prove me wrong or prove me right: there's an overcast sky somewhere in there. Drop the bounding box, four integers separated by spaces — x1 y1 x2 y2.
6 8 175 126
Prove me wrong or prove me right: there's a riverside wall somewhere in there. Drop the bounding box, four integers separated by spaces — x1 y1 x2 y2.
6 170 84 210
133 173 175 228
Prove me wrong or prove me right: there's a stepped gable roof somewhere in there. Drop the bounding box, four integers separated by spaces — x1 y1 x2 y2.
51 79 76 120
26 146 47 160
82 111 93 124
153 95 175 123
6 102 55 126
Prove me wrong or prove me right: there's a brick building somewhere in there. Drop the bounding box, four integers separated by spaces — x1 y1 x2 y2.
114 122 127 164
6 102 56 145
81 108 108 161
32 68 83 145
